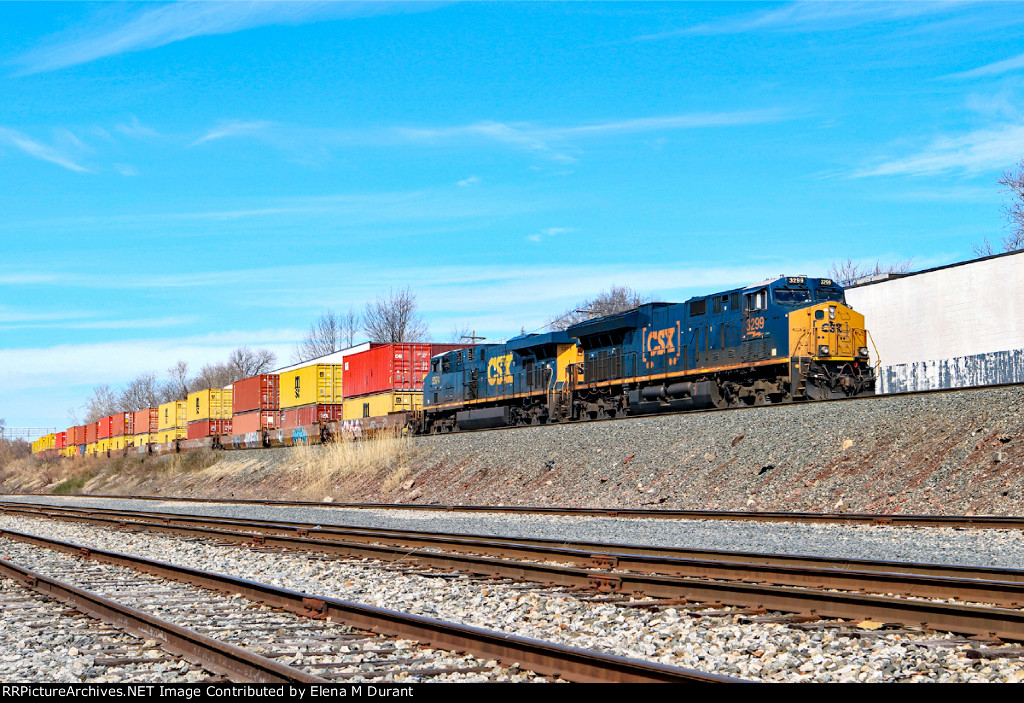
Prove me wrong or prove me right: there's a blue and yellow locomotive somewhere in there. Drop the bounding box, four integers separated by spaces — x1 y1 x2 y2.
418 276 875 432
419 331 581 433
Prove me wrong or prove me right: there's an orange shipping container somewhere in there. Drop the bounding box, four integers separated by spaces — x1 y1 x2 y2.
132 408 158 435
342 344 468 398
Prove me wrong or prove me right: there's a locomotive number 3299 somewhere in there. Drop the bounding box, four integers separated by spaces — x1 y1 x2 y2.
744 316 765 336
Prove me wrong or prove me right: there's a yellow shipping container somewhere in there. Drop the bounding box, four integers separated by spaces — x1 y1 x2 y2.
97 438 110 454
34 433 56 453
158 428 186 444
158 400 187 431
280 364 343 409
343 391 422 419
134 433 151 447
85 442 97 456
110 436 130 451
187 388 233 421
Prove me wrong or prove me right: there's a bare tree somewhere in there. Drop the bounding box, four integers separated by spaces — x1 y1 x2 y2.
0 418 30 467
828 259 914 287
227 346 277 380
165 360 190 401
548 285 649 331
363 287 429 343
191 363 236 391
999 158 1024 251
447 323 474 343
292 310 341 363
119 372 160 411
975 160 1024 256
84 384 120 422
341 306 360 348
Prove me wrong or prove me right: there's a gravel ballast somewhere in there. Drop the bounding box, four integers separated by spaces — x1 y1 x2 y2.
3 513 1024 683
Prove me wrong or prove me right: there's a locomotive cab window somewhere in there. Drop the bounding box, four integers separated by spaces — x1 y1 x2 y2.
772 288 811 306
745 289 767 312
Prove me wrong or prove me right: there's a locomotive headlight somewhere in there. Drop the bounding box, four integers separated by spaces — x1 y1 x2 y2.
857 347 869 358
818 345 831 356
828 306 836 320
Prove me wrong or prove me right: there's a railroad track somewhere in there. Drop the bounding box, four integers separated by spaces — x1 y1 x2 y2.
6 493 1023 529
7 502 1024 645
0 571 217 682
0 526 733 683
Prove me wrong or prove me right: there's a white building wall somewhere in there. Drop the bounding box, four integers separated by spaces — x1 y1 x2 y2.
845 251 1024 393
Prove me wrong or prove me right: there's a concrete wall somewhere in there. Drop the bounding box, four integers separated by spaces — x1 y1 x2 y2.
845 251 1024 393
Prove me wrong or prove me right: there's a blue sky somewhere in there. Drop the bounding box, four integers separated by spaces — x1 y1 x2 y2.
3 1 1024 431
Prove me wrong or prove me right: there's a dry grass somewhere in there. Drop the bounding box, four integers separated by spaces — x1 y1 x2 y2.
289 431 417 501
166 448 223 474
0 451 99 494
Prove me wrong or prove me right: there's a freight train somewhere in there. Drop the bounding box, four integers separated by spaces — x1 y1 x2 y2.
415 275 875 433
34 275 876 456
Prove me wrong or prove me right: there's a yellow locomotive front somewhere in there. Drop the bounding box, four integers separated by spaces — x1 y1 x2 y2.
788 297 875 400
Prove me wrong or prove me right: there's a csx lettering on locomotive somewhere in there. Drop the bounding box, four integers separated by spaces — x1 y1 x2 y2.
487 354 513 386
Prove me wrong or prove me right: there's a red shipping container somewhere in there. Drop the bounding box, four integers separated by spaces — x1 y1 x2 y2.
73 425 86 446
233 375 280 413
85 423 98 444
231 410 277 434
132 408 158 435
97 415 114 439
111 412 134 437
187 420 232 439
281 404 343 428
343 343 468 398
55 432 66 450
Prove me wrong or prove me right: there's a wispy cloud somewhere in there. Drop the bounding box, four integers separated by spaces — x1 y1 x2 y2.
0 329 301 395
526 226 576 243
0 126 90 172
869 185 998 202
12 2 444 75
637 2 961 41
4 186 555 239
944 52 1024 81
556 111 789 135
854 123 1024 177
190 120 276 147
457 175 481 187
191 110 792 163
115 115 161 139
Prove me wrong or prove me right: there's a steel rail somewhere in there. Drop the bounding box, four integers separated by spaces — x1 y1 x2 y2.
0 527 736 683
7 493 1022 530
0 557 324 683
5 501 1024 586
7 506 1024 641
